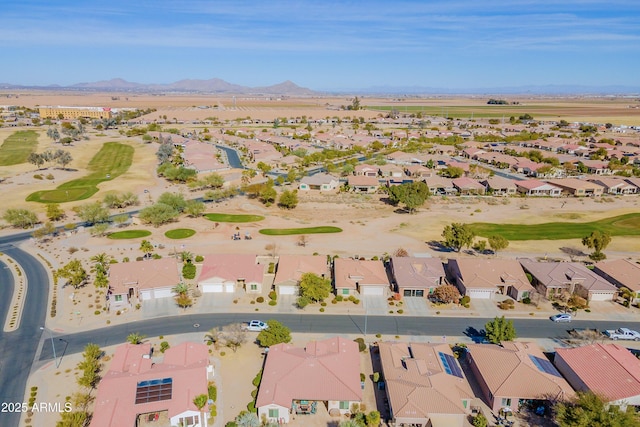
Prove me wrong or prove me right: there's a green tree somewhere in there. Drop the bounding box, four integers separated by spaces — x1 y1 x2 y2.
278 189 299 209
46 203 65 221
555 391 640 427
32 221 57 240
184 199 205 217
366 411 381 426
441 166 464 178
484 316 517 345
582 230 612 261
57 259 88 289
256 161 272 176
299 272 332 303
75 202 109 225
3 208 38 228
488 235 509 254
472 413 488 427
387 181 430 213
157 192 187 212
256 320 292 348
259 185 277 206
126 332 146 344
138 203 179 226
442 223 476 252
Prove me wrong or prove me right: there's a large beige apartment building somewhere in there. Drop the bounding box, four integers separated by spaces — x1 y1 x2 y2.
38 106 112 119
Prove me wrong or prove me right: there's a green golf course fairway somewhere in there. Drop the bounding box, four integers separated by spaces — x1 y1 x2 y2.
259 226 342 236
164 228 196 239
469 212 640 240
26 142 134 203
107 230 152 239
204 213 265 223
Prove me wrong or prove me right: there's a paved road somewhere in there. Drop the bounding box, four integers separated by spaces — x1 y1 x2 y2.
39 312 640 362
0 246 49 427
215 144 243 169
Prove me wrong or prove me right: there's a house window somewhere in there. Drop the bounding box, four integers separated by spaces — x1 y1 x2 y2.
339 401 350 410
462 400 468 409
501 398 512 407
342 289 349 295
114 295 123 302
268 408 279 418
250 284 258 291
179 415 198 426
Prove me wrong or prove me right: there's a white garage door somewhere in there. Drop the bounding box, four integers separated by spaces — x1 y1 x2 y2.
361 286 385 296
202 283 224 293
153 288 173 299
278 285 297 295
224 283 235 293
590 292 614 301
140 290 153 301
467 289 493 299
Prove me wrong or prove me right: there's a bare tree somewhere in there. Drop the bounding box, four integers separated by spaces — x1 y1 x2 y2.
222 323 247 352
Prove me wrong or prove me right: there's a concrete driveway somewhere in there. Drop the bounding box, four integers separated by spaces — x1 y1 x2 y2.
403 297 431 316
363 295 388 314
141 298 180 318
277 295 298 313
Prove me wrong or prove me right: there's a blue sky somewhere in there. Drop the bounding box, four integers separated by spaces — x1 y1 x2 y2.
2 0 639 90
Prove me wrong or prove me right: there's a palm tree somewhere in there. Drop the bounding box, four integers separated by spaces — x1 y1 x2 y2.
126 332 146 345
619 287 635 308
172 283 191 296
179 251 193 264
192 394 208 425
90 252 112 273
139 240 153 258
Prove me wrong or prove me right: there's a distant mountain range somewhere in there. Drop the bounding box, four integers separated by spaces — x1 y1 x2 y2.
0 78 318 96
0 78 639 96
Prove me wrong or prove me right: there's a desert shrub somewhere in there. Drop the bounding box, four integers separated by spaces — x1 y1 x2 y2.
354 338 366 352
256 296 264 303
268 290 277 300
195 255 204 262
160 341 170 353
522 297 531 304
33 174 43 180
460 295 471 306
182 262 196 279
335 295 343 302
268 300 277 306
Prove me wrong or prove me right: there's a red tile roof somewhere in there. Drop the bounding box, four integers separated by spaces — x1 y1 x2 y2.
555 344 640 402
256 337 362 408
91 342 210 427
198 254 263 284
108 258 180 294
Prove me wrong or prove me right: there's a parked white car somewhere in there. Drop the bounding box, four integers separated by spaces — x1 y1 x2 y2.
242 320 268 332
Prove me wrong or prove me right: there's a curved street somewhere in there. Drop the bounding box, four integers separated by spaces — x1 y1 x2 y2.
0 245 49 427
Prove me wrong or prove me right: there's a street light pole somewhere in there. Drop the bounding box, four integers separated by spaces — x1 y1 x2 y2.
40 327 59 368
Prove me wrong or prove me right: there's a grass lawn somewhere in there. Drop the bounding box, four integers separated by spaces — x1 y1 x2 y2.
204 213 265 223
469 213 640 241
0 130 39 166
259 226 342 236
107 230 152 239
164 228 196 239
26 142 134 203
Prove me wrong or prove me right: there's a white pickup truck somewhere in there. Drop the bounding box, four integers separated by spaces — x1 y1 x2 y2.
604 327 640 341
242 320 268 332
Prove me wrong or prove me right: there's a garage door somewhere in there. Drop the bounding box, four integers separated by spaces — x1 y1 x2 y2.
467 289 493 299
361 286 385 296
153 288 173 299
278 285 297 295
224 283 235 293
590 292 614 301
140 290 153 301
202 283 224 293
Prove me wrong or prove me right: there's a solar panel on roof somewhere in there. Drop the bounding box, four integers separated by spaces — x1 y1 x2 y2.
135 377 173 405
529 355 562 378
438 351 463 378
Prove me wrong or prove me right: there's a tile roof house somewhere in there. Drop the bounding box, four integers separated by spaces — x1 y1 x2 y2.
424 176 457 196
519 259 617 301
298 173 340 192
593 259 640 303
515 179 562 197
447 258 534 301
256 337 362 424
466 342 574 412
545 178 604 197
198 254 264 294
334 258 391 297
273 255 330 296
379 342 474 427
452 177 485 195
554 344 640 409
107 258 181 312
588 177 638 194
91 342 213 427
347 175 380 193
480 177 518 196
354 163 379 177
390 256 445 298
